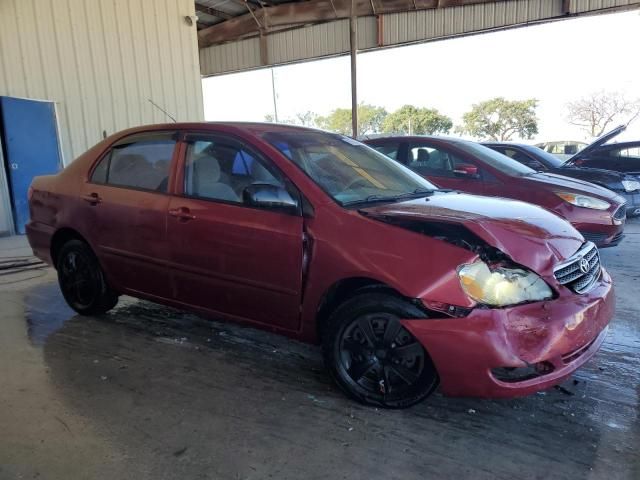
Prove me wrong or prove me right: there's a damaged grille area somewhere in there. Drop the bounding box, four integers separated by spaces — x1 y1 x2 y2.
562 338 597 365
554 242 601 294
492 362 555 383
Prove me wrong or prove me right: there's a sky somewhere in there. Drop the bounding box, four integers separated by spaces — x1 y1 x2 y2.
202 10 640 143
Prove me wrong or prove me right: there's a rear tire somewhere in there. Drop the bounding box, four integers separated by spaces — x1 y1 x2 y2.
56 239 118 315
322 292 438 409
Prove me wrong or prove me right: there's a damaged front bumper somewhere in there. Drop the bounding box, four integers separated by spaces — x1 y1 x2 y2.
401 269 614 398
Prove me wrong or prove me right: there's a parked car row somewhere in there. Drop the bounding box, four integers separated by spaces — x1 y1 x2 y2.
365 135 627 248
26 122 618 408
484 125 640 218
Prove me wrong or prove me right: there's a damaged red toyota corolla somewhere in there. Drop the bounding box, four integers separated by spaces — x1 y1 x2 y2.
26 123 614 408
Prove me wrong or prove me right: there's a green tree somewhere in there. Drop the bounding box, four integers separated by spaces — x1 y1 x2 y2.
318 104 387 136
382 105 452 135
459 97 538 141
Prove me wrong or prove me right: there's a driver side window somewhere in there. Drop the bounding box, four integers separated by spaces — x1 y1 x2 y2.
184 138 283 204
407 144 479 179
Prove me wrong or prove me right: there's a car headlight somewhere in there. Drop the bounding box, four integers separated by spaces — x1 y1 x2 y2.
556 192 610 210
457 260 553 307
621 179 640 192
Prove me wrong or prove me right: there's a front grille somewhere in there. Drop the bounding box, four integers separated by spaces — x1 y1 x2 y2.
554 242 601 294
613 203 627 221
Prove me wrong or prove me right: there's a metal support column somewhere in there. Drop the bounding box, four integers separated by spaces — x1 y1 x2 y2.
349 1 358 138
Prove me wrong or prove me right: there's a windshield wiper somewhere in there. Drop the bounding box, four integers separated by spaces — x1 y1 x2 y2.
343 188 434 207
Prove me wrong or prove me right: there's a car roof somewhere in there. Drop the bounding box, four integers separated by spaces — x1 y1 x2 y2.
112 121 329 137
365 135 469 144
482 141 529 147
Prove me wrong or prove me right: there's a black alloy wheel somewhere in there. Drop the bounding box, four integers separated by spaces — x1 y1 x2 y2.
324 292 439 408
56 240 118 315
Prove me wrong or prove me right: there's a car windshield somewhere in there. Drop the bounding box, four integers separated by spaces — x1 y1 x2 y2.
262 130 438 206
520 145 565 168
456 141 536 176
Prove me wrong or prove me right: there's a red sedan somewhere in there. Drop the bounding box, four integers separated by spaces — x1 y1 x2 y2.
365 136 627 247
27 123 613 408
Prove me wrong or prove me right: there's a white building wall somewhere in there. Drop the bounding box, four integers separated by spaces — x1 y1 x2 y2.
0 0 205 166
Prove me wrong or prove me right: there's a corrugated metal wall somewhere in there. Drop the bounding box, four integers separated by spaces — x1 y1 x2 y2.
0 0 204 165
200 0 640 76
569 0 638 13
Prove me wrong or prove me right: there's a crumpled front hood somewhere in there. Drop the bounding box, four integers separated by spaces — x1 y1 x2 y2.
360 192 584 275
526 172 624 203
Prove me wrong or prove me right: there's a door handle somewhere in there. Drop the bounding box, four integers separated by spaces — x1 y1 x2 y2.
83 193 102 205
169 207 196 221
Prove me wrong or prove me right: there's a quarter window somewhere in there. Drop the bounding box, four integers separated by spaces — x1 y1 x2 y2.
91 134 176 192
184 138 283 204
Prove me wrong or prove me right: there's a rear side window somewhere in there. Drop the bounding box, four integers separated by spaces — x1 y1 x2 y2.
611 147 640 159
91 133 176 192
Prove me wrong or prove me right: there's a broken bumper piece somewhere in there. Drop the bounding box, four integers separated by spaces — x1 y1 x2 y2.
401 269 614 398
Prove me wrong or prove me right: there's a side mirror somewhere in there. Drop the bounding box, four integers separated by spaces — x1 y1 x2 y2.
453 164 479 178
243 183 299 213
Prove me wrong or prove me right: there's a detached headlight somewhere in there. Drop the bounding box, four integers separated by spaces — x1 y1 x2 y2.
556 192 610 210
621 179 640 192
458 260 553 307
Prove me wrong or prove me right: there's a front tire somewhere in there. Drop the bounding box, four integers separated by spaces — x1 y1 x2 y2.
322 292 438 408
56 239 118 315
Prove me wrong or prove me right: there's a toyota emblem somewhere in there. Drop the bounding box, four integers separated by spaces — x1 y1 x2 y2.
579 257 590 274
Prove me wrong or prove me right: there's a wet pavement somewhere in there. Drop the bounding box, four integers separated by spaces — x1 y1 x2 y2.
1 221 639 480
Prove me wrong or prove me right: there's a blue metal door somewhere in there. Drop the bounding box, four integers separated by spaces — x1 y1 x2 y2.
0 97 62 234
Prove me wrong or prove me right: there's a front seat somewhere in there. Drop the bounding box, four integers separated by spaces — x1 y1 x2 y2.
193 155 239 202
427 150 447 170
415 149 431 167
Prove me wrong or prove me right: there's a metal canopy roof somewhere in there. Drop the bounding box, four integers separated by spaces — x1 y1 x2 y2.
196 0 640 76
194 0 518 48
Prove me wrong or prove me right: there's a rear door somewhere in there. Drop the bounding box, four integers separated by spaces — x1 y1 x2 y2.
82 131 177 298
166 132 304 331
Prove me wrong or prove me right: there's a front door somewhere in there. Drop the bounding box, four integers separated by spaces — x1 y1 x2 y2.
167 133 304 331
81 131 176 298
0 97 62 234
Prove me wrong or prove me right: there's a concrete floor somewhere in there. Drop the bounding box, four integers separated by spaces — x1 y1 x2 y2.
1 221 639 480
